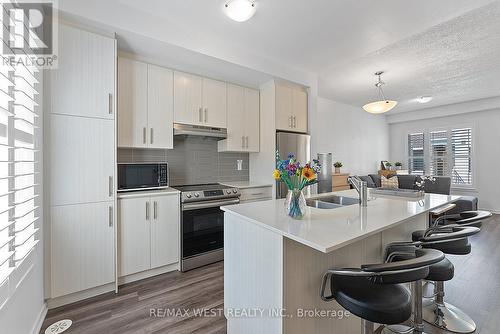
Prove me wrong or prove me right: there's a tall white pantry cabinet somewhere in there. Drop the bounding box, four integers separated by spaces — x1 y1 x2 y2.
47 23 117 299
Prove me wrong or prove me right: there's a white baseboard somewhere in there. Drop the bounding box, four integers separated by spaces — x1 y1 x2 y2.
31 303 48 334
118 262 179 285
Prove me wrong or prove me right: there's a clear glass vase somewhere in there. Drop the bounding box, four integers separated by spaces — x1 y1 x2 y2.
284 189 306 219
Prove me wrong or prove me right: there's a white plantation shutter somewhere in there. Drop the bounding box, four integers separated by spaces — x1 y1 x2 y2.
408 133 425 175
429 130 448 176
451 128 472 185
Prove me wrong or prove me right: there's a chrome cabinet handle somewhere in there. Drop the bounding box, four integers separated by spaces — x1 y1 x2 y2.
241 136 244 148
199 107 203 122
288 116 292 128
292 116 296 128
154 201 157 219
204 108 208 123
108 206 113 227
143 127 147 144
150 128 153 144
108 176 113 196
146 202 150 220
245 136 249 149
108 93 113 115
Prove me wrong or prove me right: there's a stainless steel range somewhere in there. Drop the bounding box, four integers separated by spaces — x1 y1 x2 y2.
176 183 240 271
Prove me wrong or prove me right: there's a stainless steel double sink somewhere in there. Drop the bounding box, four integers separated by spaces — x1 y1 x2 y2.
306 195 359 209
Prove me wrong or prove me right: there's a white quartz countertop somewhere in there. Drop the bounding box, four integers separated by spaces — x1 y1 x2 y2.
117 187 180 199
222 189 460 253
220 181 273 189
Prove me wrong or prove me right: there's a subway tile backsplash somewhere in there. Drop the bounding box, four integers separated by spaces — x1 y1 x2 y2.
118 136 249 186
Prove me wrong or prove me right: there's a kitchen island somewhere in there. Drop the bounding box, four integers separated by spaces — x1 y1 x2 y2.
222 190 459 334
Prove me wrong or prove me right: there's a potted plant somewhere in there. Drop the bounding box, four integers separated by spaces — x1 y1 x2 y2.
333 161 343 174
274 152 321 219
385 162 393 171
395 162 402 170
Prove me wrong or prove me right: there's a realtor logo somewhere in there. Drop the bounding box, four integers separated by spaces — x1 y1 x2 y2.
1 0 58 68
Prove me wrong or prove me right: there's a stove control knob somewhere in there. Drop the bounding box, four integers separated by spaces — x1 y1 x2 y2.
194 192 200 197
186 194 192 198
226 190 231 194
232 189 238 194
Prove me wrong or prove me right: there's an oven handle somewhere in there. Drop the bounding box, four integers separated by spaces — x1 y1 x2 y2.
182 198 240 211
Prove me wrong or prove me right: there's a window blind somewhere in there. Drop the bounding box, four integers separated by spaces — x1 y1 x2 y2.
408 133 424 175
0 1 40 286
451 128 472 185
429 130 448 176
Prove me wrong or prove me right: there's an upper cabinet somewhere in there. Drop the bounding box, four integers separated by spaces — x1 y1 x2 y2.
174 71 227 128
218 84 260 152
50 24 115 119
118 58 173 149
275 83 308 133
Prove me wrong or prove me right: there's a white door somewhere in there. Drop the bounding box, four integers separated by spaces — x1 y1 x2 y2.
51 201 115 298
173 71 202 125
292 89 308 133
50 114 115 206
147 65 174 149
117 58 148 148
51 24 115 119
150 194 180 268
118 197 151 277
275 84 292 131
244 88 260 152
202 78 227 128
225 84 246 151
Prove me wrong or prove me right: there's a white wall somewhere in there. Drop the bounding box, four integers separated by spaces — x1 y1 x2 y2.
312 97 389 175
389 108 500 213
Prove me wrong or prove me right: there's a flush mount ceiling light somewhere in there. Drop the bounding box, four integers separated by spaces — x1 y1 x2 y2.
224 0 256 22
417 96 433 104
362 71 398 114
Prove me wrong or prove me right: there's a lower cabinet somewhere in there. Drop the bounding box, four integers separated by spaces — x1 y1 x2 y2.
239 186 273 204
118 192 179 277
51 201 115 298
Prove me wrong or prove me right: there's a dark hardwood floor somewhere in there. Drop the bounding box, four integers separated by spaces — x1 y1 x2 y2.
41 215 499 334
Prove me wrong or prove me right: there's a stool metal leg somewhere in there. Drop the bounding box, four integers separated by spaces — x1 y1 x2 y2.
361 319 374 334
423 281 476 333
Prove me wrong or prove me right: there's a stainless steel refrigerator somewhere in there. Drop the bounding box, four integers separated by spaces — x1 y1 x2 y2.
276 132 311 199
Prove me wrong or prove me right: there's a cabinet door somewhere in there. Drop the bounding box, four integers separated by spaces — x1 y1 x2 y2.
292 89 308 133
202 78 227 128
118 58 148 148
50 114 114 206
51 201 115 298
244 88 260 152
275 84 292 131
151 194 180 268
51 24 115 119
148 65 173 149
225 84 246 151
173 71 202 125
118 197 151 277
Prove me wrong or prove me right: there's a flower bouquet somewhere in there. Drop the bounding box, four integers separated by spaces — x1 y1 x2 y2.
274 152 321 219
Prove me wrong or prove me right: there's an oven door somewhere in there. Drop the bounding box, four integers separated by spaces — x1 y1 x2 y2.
181 198 239 259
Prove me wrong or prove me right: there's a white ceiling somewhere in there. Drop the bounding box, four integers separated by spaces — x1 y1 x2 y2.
58 0 500 113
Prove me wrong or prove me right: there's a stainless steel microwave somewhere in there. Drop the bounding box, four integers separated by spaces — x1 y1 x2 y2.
117 163 168 192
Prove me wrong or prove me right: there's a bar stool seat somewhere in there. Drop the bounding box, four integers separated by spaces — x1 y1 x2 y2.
332 275 412 325
427 258 454 282
412 231 472 255
436 210 492 228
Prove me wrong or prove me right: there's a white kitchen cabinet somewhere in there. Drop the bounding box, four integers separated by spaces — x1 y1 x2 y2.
218 84 259 152
51 201 115 298
174 71 227 128
50 24 115 119
173 71 202 126
118 192 180 277
239 186 273 204
117 58 148 148
275 83 308 133
118 59 174 149
50 114 115 206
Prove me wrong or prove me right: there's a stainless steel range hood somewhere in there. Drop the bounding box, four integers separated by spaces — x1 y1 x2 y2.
173 123 227 138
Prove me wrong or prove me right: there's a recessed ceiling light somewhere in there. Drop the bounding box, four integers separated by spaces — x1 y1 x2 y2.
417 96 433 103
224 0 256 22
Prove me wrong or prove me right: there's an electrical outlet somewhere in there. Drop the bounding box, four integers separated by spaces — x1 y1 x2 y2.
237 159 243 171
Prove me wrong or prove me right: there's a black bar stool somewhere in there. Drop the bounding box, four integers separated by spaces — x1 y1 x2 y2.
320 248 444 334
432 210 492 228
412 223 483 333
382 225 480 334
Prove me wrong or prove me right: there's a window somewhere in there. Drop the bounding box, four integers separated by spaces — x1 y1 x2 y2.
407 127 473 186
0 2 40 289
408 132 425 175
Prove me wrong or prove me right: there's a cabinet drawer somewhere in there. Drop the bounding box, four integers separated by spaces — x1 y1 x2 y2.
239 186 272 202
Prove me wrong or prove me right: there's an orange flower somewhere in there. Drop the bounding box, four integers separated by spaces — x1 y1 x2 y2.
273 169 281 180
302 167 315 181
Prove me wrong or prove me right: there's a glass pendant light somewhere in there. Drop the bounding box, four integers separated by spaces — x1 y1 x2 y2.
362 71 398 114
224 0 256 22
